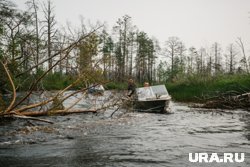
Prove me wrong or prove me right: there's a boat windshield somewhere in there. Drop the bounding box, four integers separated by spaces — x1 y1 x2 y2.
151 85 169 96
136 85 169 101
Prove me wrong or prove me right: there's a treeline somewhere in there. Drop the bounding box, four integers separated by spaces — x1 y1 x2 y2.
0 0 159 92
158 37 250 83
1 0 250 95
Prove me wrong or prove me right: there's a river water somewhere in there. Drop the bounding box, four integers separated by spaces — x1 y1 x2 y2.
0 93 250 167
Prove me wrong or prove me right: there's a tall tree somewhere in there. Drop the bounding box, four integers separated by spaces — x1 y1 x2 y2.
113 15 132 80
135 31 147 83
236 38 249 73
211 42 222 75
26 0 40 72
187 47 196 74
78 33 98 73
225 43 237 74
157 60 168 83
128 31 136 77
178 42 186 75
165 36 181 80
42 0 57 72
101 29 114 80
135 31 156 83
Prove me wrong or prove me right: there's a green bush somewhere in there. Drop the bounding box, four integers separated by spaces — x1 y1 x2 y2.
105 82 127 90
42 72 75 90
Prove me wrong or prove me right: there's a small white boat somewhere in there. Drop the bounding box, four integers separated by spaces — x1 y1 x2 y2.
133 85 171 113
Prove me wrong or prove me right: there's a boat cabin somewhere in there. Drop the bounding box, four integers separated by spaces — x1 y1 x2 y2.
136 85 170 101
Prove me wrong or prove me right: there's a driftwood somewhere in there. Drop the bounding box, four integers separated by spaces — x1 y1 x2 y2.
11 115 54 124
20 109 97 117
0 61 16 113
198 91 250 110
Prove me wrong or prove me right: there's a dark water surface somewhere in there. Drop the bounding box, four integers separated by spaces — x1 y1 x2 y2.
0 101 250 167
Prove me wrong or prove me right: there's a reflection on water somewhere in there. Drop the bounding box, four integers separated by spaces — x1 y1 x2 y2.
0 98 250 166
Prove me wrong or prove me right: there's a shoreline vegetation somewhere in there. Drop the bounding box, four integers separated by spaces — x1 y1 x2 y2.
166 74 250 111
166 74 250 102
2 73 249 110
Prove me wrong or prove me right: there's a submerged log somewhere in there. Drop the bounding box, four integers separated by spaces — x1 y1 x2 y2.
0 109 97 124
20 109 97 117
12 115 54 124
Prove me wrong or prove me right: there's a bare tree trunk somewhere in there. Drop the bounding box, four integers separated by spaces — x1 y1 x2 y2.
0 61 16 113
47 3 52 71
237 38 249 73
129 35 134 77
32 0 40 72
214 42 218 74
43 0 57 73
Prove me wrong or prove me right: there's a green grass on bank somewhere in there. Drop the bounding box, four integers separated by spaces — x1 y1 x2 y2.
166 74 250 102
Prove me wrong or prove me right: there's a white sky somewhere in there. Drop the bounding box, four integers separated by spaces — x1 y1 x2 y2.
15 0 250 49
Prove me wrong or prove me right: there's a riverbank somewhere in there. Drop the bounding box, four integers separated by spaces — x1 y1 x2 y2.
105 74 250 104
3 73 249 112
10 72 250 101
166 74 250 102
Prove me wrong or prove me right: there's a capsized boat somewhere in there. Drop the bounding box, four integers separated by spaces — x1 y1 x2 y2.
133 85 171 113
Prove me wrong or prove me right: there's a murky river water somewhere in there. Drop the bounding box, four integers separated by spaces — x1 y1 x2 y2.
0 93 250 167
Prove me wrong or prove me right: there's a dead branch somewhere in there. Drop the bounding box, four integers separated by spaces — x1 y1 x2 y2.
200 90 250 110
15 25 103 78
0 24 120 122
9 50 73 111
9 26 104 112
19 109 97 117
0 61 16 113
12 77 81 113
11 114 54 124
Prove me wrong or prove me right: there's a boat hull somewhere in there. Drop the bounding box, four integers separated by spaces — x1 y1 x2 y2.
133 99 171 113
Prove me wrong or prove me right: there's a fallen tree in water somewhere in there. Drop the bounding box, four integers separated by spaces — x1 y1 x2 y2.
195 90 250 111
0 26 122 123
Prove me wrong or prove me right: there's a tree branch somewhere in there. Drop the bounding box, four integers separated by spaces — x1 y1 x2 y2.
0 61 16 113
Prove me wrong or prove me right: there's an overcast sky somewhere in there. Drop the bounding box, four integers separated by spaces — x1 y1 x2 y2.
15 0 250 49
